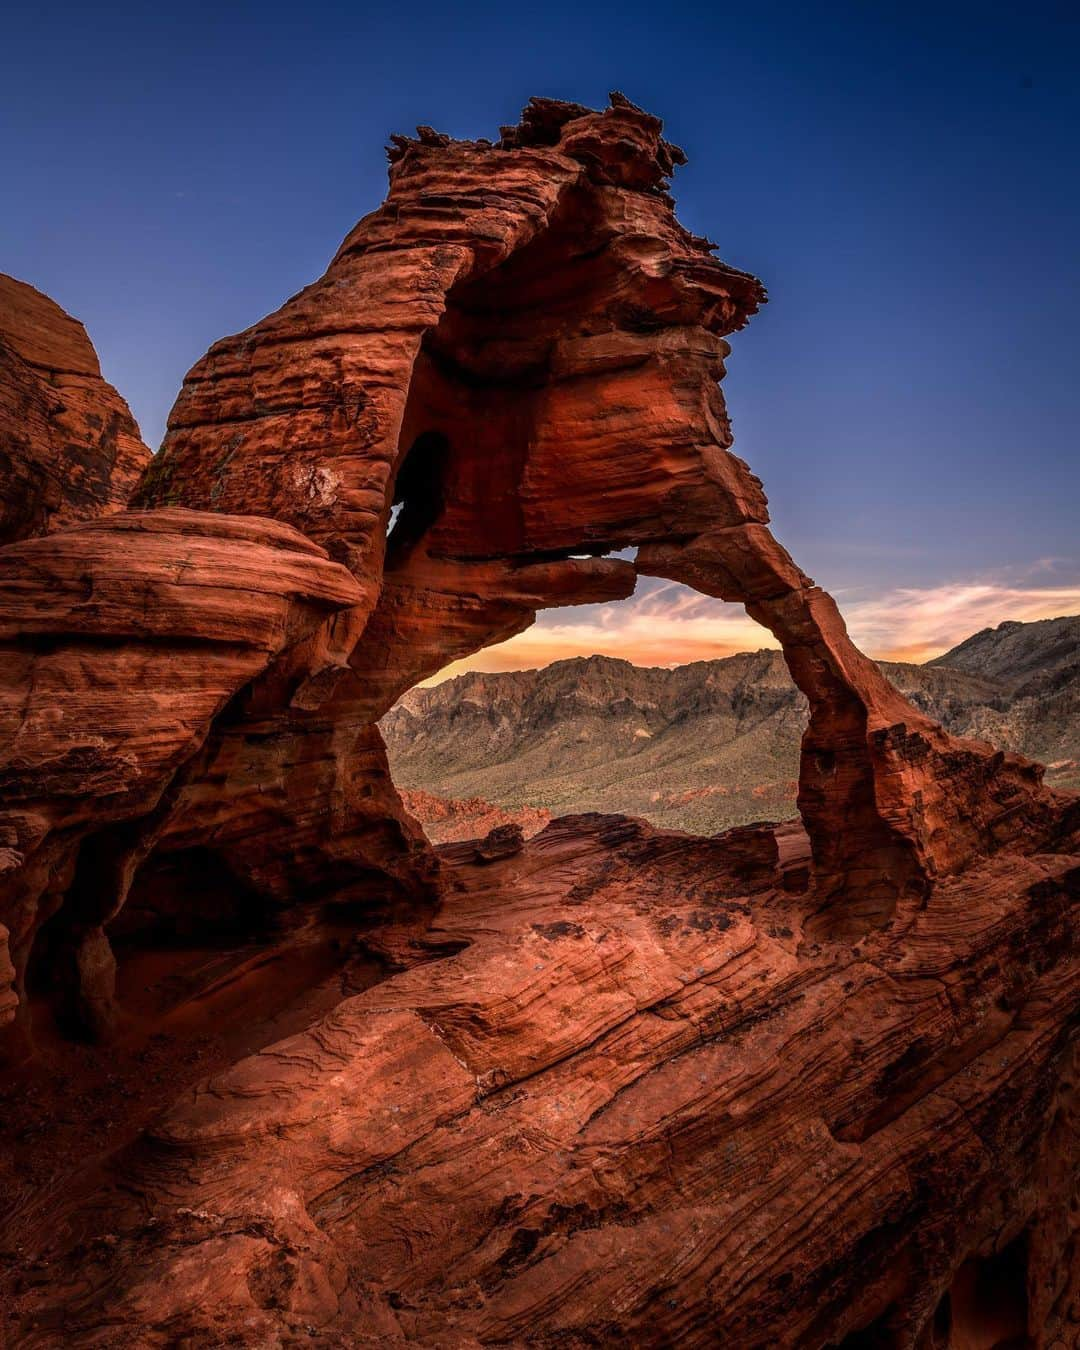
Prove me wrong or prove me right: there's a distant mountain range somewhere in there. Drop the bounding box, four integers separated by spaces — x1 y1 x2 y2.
382 615 1080 840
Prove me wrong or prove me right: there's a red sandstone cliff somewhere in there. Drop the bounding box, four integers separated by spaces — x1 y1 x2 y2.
0 274 150 544
0 97 1076 1347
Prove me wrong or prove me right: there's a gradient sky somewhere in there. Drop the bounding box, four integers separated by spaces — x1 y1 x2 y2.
4 1 1078 675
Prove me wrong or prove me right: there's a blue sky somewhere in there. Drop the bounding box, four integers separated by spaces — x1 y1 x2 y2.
3 0 1078 667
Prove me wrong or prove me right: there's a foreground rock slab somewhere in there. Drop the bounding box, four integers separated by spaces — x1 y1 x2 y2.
5 813 1077 1346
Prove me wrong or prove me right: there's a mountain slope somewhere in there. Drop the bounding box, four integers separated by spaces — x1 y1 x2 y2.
928 614 1080 688
381 616 1080 836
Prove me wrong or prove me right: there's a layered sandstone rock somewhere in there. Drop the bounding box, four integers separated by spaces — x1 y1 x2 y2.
0 274 150 543
6 815 1078 1346
0 96 1077 1347
0 509 364 1042
398 787 552 844
131 93 1063 936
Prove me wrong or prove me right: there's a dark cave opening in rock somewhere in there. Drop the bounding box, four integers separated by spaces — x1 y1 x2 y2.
833 1304 900 1349
115 846 272 945
385 431 450 563
23 901 84 1041
22 842 278 1045
944 1234 1030 1350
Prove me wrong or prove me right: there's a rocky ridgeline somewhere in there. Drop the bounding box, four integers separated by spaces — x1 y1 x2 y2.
383 619 1080 834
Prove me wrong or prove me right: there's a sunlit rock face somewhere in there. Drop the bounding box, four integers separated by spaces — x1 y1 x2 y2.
0 96 1077 1348
0 273 151 544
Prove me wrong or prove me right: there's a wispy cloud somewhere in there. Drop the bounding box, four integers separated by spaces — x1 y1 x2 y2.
429 606 776 682
425 562 1080 683
845 578 1080 662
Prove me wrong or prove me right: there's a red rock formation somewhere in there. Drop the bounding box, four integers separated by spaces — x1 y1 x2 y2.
122 94 752 929
637 527 1065 933
5 815 1078 1346
0 275 150 544
398 786 552 844
0 97 1077 1347
0 509 363 1045
130 93 1064 935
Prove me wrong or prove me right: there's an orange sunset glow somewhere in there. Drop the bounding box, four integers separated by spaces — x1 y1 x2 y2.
426 573 1080 683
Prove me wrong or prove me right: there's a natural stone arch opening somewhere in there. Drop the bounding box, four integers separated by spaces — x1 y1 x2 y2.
343 167 923 938
352 120 1055 940
2 93 1062 1053
1 97 1077 1349
129 93 1059 954
378 569 804 845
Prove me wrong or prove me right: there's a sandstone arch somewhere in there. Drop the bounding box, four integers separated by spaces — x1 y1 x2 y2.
1 94 1077 1349
129 92 1061 940
1 94 1069 1044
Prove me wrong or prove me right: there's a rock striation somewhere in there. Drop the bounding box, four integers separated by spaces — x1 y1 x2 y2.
6 815 1079 1346
0 509 364 1043
0 95 1077 1347
0 274 150 544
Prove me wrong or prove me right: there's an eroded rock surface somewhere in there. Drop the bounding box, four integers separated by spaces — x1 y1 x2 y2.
0 274 150 544
0 96 1077 1347
0 509 363 1042
6 815 1079 1346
